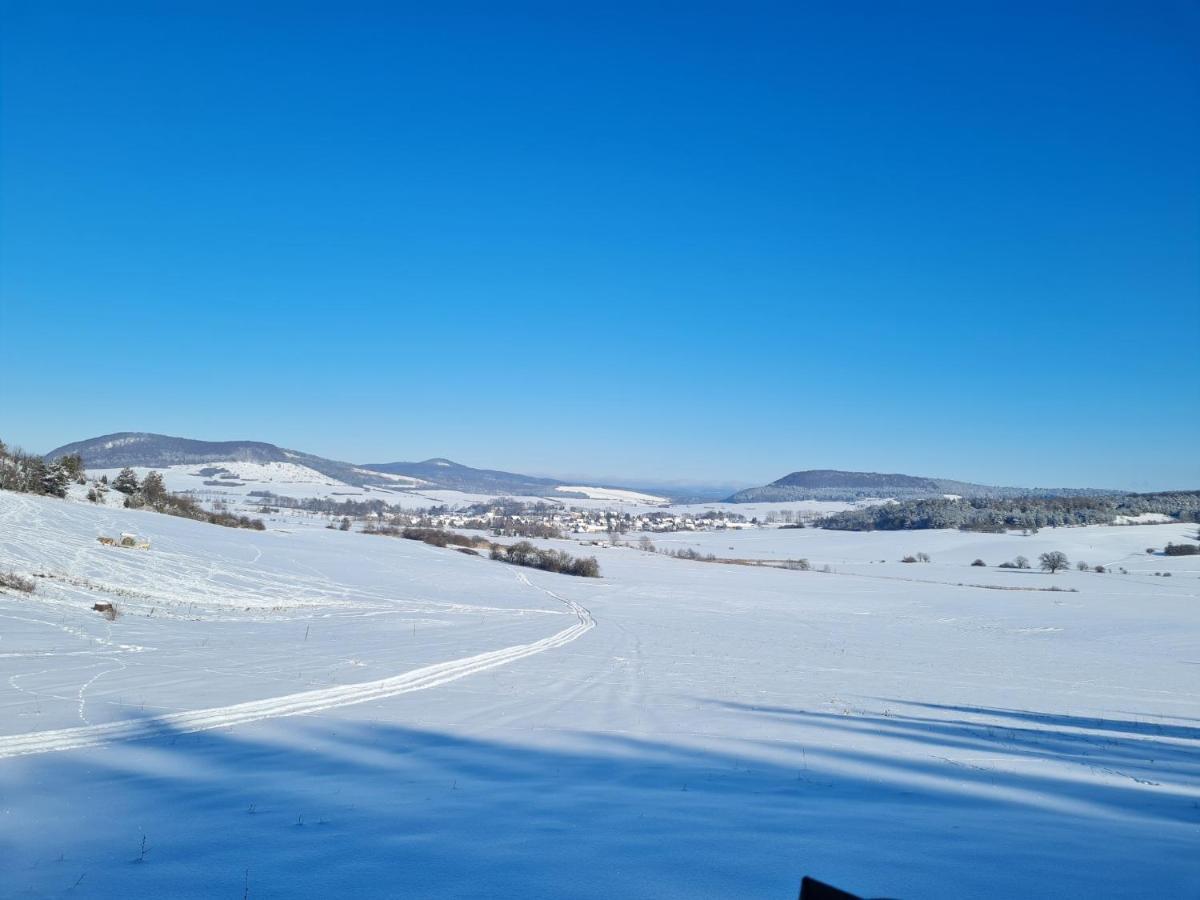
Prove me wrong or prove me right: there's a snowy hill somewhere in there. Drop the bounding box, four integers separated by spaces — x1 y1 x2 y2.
48 433 670 507
729 468 1111 502
361 457 566 496
47 432 385 488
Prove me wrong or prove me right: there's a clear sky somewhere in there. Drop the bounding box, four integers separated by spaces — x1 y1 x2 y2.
2 1 1197 491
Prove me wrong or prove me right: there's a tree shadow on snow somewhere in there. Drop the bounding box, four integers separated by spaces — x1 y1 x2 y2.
0 702 1197 899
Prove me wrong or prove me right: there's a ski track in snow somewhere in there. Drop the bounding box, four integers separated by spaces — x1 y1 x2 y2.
0 572 594 759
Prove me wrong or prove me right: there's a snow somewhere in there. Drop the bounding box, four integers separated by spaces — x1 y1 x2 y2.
1 490 1198 898
666 499 863 519
554 485 669 505
1112 512 1176 525
88 462 405 503
351 467 428 486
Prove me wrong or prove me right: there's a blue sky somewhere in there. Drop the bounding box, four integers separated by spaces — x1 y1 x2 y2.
2 1 1197 490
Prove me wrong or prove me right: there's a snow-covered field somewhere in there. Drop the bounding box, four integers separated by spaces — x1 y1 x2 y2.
554 485 668 505
1 491 1197 898
84 463 681 512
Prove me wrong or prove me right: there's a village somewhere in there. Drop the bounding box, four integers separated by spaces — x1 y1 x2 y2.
333 500 815 539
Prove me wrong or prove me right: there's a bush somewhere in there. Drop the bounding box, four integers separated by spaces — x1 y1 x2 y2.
489 541 600 577
1015 555 1030 569
998 561 1017 569
783 558 811 571
971 559 986 567
900 556 918 563
1094 565 1106 573
1076 561 1090 571
0 571 36 593
396 527 493 551
1164 543 1199 556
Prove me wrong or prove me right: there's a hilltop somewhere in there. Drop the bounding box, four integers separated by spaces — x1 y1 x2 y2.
44 433 667 503
728 469 1110 502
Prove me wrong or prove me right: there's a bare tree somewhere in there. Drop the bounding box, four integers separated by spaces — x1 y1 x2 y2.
1039 551 1069 574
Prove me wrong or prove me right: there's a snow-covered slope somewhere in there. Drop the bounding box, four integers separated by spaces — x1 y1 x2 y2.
1 491 1197 898
554 484 668 504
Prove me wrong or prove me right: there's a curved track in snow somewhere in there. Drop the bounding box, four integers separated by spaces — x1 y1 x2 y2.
0 582 594 759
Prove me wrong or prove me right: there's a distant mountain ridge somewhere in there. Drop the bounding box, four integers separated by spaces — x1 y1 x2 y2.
45 432 380 487
361 458 565 496
727 469 1110 502
43 432 660 499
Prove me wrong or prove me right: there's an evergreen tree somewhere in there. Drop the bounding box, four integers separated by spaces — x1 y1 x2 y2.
141 471 167 505
41 463 69 498
113 467 140 495
57 453 85 482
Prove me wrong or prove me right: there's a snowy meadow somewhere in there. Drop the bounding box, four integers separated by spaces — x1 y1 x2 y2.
0 491 1197 898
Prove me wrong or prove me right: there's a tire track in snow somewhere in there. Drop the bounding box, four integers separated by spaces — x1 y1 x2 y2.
0 584 595 759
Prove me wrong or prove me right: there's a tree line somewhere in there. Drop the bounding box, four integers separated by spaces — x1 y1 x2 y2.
112 468 265 530
363 525 600 577
0 439 84 498
818 491 1200 532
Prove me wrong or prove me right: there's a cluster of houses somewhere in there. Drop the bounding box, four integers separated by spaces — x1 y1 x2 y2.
352 504 809 537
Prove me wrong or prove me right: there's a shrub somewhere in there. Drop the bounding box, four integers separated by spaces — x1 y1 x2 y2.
783 558 811 571
1094 565 1106 573
971 559 986 567
901 556 918 564
399 527 492 550
1015 555 1030 569
1164 543 1199 556
1076 561 1090 571
0 571 36 593
489 542 600 578
998 561 1017 569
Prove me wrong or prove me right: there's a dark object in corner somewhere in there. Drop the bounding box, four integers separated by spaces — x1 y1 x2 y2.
800 876 895 900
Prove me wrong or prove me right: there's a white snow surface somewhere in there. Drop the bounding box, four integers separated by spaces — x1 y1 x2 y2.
1 490 1198 898
555 485 669 505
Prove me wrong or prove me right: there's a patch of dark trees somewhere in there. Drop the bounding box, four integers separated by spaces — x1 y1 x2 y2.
818 491 1200 532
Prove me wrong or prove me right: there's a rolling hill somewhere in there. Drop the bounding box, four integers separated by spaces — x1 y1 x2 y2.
44 433 667 502
727 469 1110 502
